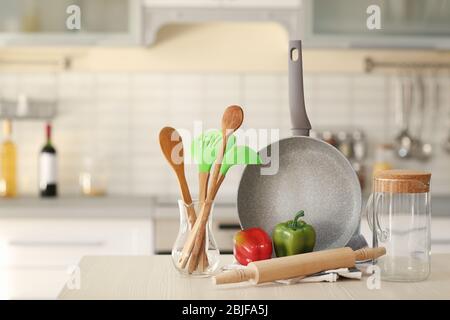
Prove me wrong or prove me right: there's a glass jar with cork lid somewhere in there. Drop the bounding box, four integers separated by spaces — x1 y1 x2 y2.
366 170 431 282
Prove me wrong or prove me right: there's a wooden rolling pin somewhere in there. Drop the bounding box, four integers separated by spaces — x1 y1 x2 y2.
213 247 386 285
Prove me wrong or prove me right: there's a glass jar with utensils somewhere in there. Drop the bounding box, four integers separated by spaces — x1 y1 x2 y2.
172 200 220 277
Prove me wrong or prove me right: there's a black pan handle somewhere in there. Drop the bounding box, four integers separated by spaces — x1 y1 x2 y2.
218 223 242 230
289 40 311 137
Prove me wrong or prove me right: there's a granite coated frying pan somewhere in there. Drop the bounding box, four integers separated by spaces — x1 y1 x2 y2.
237 40 364 251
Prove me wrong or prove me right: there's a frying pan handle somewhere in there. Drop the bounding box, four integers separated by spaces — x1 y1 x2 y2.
289 40 311 137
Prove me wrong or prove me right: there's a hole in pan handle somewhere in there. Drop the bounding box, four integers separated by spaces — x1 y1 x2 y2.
289 40 311 137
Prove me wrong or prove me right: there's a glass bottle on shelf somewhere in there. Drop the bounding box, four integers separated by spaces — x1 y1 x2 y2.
39 123 58 197
0 119 17 198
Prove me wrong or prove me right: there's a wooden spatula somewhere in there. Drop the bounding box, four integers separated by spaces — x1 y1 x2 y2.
178 106 245 271
187 105 245 272
191 131 237 271
191 130 223 202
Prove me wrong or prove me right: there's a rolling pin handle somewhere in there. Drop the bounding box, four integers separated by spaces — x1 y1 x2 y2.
213 269 255 285
354 247 386 261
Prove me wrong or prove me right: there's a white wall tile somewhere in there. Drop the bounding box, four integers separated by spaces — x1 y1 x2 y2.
2 71 450 196
95 73 130 100
0 73 19 100
17 74 58 100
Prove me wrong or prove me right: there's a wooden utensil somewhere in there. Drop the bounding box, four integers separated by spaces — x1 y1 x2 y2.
210 146 262 201
192 132 237 271
159 127 197 227
159 127 209 270
213 247 386 285
187 105 244 273
178 105 244 272
191 131 237 203
191 131 221 202
191 131 221 271
210 105 245 189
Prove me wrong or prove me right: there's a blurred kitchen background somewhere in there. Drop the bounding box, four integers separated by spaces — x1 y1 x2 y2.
1 0 450 298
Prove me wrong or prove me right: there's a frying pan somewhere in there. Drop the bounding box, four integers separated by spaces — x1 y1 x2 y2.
237 40 365 251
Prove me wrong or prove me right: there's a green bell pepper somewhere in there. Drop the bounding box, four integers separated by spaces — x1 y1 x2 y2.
272 210 316 257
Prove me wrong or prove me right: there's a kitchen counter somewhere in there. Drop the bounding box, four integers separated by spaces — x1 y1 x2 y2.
0 196 156 219
58 254 450 300
2 195 450 219
0 195 238 219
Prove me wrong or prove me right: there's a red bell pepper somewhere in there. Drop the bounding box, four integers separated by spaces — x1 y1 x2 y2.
233 227 273 266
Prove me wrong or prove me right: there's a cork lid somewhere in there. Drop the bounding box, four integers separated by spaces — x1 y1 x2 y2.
373 170 431 193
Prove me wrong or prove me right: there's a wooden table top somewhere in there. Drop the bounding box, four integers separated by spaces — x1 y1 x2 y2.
58 254 450 300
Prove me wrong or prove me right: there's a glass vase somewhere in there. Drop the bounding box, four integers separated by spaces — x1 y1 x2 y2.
171 200 220 277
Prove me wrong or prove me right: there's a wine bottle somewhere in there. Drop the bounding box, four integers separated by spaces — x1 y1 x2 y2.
39 123 57 197
0 120 17 198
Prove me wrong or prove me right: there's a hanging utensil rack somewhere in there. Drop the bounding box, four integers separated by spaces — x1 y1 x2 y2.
0 99 57 120
0 57 64 119
365 57 450 73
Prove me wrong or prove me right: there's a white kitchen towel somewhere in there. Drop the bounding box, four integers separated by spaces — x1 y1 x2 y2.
276 267 362 284
221 262 362 284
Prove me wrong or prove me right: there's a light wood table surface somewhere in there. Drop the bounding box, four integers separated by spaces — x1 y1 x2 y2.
58 254 450 300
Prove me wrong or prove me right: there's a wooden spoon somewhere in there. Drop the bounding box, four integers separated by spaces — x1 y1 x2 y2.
178 106 245 270
160 126 209 271
159 127 197 228
187 105 244 272
210 105 245 191
191 132 237 271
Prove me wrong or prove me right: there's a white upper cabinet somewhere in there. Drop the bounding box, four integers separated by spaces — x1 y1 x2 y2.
142 0 302 45
0 0 302 46
303 0 450 49
2 0 448 48
0 0 141 45
144 0 301 9
223 0 301 8
144 0 222 8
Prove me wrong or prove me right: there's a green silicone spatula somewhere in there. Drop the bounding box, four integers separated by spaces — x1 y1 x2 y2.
190 130 236 271
220 145 262 176
211 145 262 199
191 130 236 202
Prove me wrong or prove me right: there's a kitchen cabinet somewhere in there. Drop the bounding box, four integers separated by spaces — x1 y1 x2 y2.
223 0 301 8
0 0 141 46
0 217 153 299
145 0 222 7
142 0 302 44
0 196 242 298
302 0 450 49
144 0 301 8
1 267 70 299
